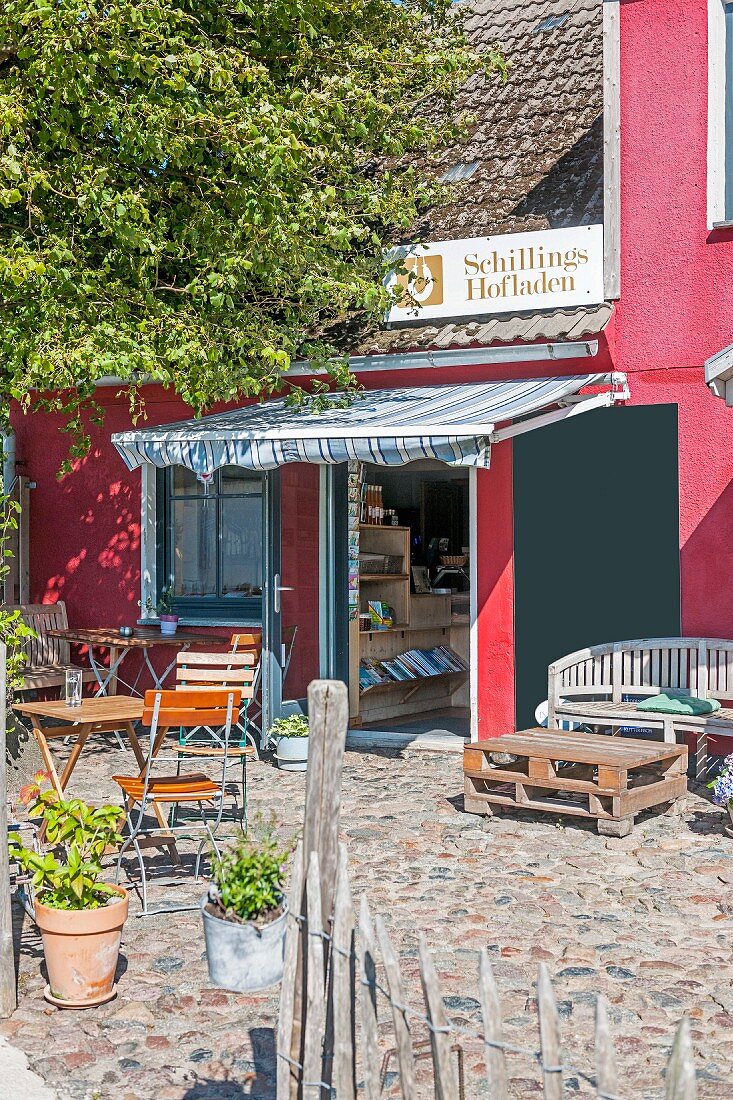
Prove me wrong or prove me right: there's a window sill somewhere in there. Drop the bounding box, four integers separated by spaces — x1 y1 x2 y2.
138 617 262 629
712 220 733 230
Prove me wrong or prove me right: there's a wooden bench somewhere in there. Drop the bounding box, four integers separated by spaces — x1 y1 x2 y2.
547 638 733 780
4 602 96 694
463 729 688 836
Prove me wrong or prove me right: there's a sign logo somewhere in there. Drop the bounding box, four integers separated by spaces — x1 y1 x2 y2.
386 225 604 323
394 255 444 307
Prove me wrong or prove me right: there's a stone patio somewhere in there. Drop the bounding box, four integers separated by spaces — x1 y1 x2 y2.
3 737 733 1099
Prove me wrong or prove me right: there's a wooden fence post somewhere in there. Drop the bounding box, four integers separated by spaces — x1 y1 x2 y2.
359 894 381 1100
302 680 348 925
537 964 564 1100
0 642 16 1016
478 949 508 1100
288 679 348 1097
330 844 356 1100
665 1016 697 1100
376 914 416 1099
418 934 458 1100
594 996 617 1099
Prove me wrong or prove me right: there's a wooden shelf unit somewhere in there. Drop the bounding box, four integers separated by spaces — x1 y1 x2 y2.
355 523 468 724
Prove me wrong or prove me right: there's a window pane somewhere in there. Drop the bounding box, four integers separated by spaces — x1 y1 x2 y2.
220 466 261 495
220 496 263 597
172 466 209 497
172 497 217 596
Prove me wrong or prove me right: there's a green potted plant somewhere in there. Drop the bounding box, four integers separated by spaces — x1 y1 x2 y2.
270 713 310 771
201 815 294 992
146 583 178 635
9 773 128 1008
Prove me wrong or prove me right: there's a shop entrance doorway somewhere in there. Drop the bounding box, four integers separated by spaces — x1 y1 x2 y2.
348 461 472 745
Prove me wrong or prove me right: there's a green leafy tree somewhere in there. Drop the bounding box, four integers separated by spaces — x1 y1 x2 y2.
0 1 502 462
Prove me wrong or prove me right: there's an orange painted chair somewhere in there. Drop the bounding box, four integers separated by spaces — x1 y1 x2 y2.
113 688 240 916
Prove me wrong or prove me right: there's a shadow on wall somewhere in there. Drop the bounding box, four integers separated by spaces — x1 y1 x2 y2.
35 447 141 626
680 477 733 639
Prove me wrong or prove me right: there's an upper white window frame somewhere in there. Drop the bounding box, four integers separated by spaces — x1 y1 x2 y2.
708 0 733 228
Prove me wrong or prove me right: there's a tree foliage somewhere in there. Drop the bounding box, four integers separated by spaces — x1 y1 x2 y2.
0 1 498 453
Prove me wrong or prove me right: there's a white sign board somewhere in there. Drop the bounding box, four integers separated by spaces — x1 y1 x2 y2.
385 224 604 323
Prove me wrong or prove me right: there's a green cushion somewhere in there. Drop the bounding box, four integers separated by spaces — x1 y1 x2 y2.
636 692 721 716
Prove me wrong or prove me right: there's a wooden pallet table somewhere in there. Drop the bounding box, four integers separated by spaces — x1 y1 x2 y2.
463 728 688 836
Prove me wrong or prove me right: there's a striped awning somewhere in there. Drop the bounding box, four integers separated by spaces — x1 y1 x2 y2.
112 374 625 473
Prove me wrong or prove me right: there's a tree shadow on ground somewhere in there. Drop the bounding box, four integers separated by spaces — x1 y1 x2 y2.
182 1027 276 1098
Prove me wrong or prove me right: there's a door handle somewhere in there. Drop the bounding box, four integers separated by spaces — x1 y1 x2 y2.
273 573 294 614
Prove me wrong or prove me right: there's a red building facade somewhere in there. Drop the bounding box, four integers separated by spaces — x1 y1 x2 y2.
9 1 733 744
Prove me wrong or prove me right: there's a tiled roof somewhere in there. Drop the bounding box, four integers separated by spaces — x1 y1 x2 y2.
342 0 609 357
415 0 604 242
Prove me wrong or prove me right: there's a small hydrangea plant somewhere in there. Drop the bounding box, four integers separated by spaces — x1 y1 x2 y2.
708 753 733 812
270 714 309 739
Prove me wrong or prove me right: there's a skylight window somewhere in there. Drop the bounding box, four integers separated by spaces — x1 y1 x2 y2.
439 161 479 183
533 13 570 33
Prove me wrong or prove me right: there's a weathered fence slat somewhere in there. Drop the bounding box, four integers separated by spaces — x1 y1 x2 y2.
359 893 381 1100
277 841 304 1100
665 1016 697 1100
478 949 508 1100
417 934 458 1100
594 996 618 1100
0 642 16 1017
303 852 326 1096
290 680 348 1099
331 843 356 1100
375 914 416 1099
537 964 564 1100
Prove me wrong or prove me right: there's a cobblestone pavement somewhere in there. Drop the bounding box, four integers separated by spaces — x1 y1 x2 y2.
3 738 733 1099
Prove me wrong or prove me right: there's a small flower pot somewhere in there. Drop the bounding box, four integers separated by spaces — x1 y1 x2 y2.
275 735 309 771
35 886 129 1008
159 614 179 636
201 893 288 992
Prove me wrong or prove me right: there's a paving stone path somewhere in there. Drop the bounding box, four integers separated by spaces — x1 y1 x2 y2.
3 739 733 1098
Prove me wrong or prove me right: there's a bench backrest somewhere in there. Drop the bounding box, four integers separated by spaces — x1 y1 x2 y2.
548 638 733 715
3 602 70 667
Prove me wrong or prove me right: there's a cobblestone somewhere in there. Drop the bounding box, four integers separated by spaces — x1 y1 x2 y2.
7 742 733 1098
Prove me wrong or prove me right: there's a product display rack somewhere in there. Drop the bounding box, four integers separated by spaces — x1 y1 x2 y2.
354 523 469 725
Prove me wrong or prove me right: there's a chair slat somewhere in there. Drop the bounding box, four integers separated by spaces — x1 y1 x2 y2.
177 651 255 666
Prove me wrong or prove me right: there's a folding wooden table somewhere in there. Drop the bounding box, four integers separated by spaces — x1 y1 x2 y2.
14 697 176 855
46 627 229 696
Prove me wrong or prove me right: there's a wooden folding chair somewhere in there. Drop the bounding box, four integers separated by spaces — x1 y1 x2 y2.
113 688 241 916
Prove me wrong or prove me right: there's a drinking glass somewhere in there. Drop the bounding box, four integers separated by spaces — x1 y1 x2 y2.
65 668 82 708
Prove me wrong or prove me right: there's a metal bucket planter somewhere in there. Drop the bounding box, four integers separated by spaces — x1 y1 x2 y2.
275 735 309 771
201 894 288 992
159 614 179 636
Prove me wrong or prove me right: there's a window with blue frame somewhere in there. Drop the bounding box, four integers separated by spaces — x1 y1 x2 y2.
159 466 263 620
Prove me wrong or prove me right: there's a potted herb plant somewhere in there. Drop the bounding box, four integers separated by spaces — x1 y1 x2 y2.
9 773 128 1008
271 713 310 771
146 583 178 635
201 816 294 992
709 752 733 836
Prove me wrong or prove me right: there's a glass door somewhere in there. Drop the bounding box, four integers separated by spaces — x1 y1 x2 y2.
262 463 349 738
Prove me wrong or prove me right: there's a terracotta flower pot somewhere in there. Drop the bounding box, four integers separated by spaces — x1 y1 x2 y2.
34 886 129 1008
